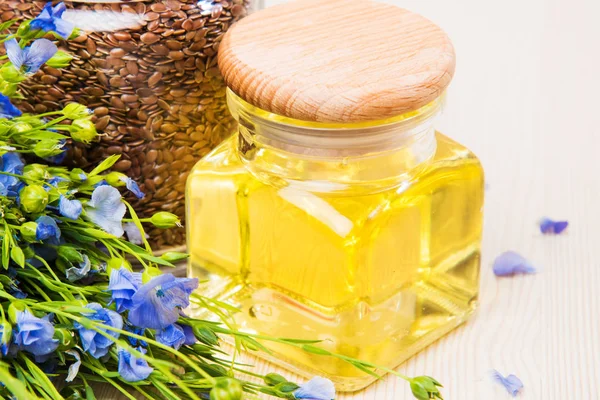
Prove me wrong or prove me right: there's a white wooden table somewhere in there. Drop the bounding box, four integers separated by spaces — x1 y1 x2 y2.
244 0 600 398
99 0 600 398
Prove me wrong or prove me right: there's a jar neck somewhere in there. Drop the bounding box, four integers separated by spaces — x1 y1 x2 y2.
228 90 442 192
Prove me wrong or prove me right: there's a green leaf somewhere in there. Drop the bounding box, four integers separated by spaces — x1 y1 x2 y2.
301 344 331 356
0 19 18 31
85 385 96 400
10 246 25 268
22 354 63 399
80 228 116 239
2 233 9 270
88 155 120 176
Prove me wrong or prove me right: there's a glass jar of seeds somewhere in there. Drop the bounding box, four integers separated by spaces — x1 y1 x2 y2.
0 0 253 251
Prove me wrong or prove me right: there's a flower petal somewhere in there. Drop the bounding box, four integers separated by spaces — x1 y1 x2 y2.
493 251 536 277
65 349 81 382
294 376 335 400
86 186 126 237
59 195 82 220
118 347 153 382
492 370 523 397
123 222 145 245
53 16 75 39
4 38 24 71
23 39 57 74
156 324 186 350
120 177 145 199
539 217 568 235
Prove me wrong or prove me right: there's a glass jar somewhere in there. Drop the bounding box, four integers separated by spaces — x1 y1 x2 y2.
187 0 484 391
0 0 253 251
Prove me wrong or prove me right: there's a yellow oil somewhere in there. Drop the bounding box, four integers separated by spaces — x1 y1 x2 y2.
186 132 483 391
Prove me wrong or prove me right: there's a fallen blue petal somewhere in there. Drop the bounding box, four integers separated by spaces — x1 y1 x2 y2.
294 376 335 400
118 346 153 382
65 349 81 382
65 255 91 282
493 251 536 277
492 370 523 397
539 217 568 235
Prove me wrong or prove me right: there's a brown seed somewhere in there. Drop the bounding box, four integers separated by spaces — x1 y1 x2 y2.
113 160 132 171
165 40 183 50
95 116 111 131
86 39 97 55
145 11 160 21
94 107 109 117
150 3 167 12
113 32 132 41
168 51 184 61
140 32 160 44
121 94 139 103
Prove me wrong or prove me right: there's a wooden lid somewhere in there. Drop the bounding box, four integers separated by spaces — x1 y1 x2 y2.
218 0 455 123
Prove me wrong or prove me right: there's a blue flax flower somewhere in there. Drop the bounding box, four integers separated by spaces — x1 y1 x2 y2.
181 324 197 346
74 303 122 359
539 217 568 235
118 346 153 382
35 216 61 245
125 326 147 347
294 376 335 400
0 152 24 198
13 310 59 356
5 38 57 74
85 185 126 237
30 2 75 39
128 274 199 330
493 251 536 277
108 267 142 313
65 254 91 282
120 176 145 199
0 94 22 119
156 324 186 350
59 195 82 220
492 370 523 397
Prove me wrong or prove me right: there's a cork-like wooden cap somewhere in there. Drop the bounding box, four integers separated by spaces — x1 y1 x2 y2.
218 0 455 123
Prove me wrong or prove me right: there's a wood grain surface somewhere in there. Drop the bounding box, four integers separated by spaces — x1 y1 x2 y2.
97 0 600 398
218 0 455 122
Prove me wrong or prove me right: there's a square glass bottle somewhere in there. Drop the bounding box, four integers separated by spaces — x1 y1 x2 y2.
187 0 484 391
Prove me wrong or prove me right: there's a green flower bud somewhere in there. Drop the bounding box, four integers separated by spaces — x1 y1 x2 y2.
105 172 127 187
22 246 35 259
70 168 87 183
71 118 97 143
23 164 48 182
210 379 243 400
57 246 84 264
62 103 91 120
150 212 181 229
160 252 189 263
0 122 11 136
11 122 32 134
264 373 287 386
33 140 63 158
0 64 25 83
45 50 73 69
20 185 49 214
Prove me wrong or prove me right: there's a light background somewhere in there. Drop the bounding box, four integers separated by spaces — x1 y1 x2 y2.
94 0 600 398
254 0 600 399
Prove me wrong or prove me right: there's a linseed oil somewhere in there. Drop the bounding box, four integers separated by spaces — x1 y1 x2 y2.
187 132 483 391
